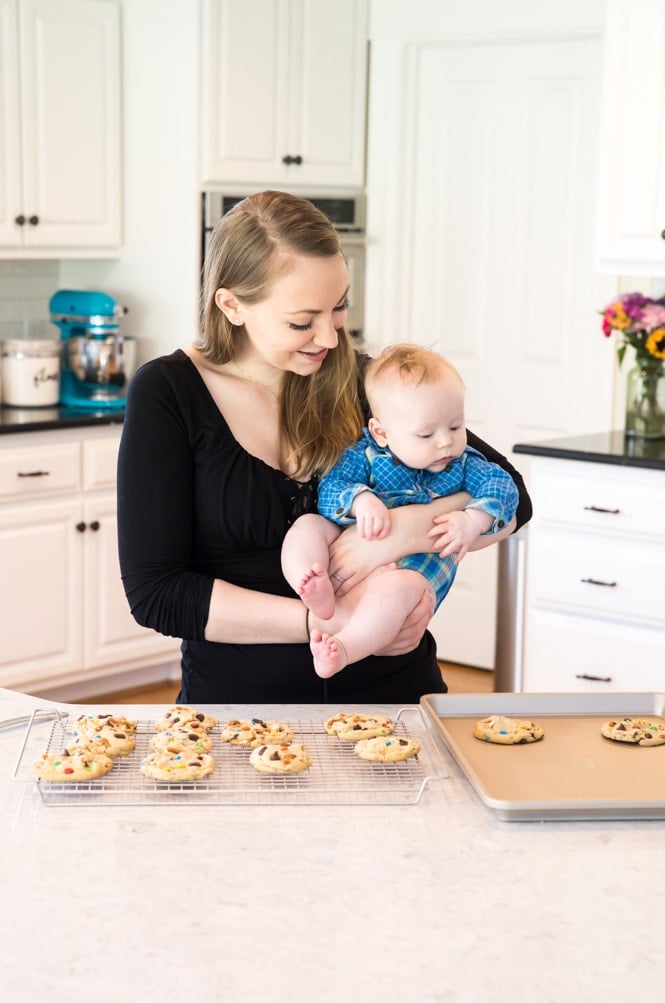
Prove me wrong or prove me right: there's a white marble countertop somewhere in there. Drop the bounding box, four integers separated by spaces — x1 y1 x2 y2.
1 686 664 1002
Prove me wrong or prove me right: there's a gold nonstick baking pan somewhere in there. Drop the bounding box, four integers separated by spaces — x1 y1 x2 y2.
421 692 665 821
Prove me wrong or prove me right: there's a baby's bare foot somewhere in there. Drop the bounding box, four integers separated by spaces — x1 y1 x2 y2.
310 629 348 679
298 563 335 620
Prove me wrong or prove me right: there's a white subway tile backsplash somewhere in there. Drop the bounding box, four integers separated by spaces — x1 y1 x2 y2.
0 260 59 322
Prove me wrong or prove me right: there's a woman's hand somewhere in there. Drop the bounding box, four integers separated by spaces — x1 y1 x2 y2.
327 524 398 596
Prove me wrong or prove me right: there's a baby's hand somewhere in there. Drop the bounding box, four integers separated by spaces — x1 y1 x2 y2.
352 491 392 540
427 509 492 562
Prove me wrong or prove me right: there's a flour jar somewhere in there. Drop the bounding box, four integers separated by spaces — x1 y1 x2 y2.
1 337 61 407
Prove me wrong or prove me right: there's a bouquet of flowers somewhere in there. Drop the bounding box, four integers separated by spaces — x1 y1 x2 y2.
601 292 665 375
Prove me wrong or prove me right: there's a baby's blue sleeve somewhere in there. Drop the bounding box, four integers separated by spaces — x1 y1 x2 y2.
460 450 519 534
317 443 373 526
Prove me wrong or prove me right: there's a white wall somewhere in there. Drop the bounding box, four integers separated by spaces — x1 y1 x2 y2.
60 0 201 367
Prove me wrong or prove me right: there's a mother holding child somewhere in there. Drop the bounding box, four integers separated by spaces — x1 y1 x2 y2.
117 190 531 705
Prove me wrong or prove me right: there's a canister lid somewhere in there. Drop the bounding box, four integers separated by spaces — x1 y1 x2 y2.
1 338 61 355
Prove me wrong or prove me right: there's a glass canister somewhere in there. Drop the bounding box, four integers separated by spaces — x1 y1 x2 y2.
0 338 61 407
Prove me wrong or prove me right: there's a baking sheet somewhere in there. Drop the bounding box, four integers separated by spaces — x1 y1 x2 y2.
421 692 665 821
13 706 446 807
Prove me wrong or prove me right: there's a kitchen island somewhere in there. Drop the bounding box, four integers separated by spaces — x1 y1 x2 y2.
1 686 664 1001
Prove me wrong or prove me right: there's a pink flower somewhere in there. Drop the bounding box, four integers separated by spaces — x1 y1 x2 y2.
636 303 665 332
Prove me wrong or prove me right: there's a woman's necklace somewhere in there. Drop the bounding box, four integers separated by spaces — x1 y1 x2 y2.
230 360 280 402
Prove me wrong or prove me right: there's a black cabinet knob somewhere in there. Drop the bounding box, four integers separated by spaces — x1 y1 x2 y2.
14 214 25 226
28 215 39 226
661 229 665 240
89 520 100 532
76 521 86 533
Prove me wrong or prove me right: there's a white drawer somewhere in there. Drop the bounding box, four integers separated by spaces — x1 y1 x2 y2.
0 441 80 500
527 529 664 626
530 460 665 540
83 435 120 492
522 610 665 692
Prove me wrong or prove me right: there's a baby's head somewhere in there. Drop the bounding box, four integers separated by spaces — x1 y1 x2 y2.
365 344 467 472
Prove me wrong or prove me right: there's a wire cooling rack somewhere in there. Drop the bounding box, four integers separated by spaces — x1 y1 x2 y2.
13 707 446 807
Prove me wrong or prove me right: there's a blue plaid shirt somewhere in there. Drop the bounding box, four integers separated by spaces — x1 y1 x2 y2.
317 429 519 610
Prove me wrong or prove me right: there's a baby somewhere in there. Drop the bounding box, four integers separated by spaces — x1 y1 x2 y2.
281 343 519 678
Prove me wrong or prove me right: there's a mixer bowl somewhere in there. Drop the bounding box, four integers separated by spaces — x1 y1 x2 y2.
63 334 137 388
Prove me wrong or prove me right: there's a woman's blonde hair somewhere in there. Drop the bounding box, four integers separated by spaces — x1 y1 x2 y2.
365 343 464 414
198 190 362 477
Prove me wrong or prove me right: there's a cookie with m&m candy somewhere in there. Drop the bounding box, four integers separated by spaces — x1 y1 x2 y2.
473 715 544 745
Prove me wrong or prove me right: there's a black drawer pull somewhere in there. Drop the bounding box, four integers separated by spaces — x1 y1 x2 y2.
584 505 620 514
18 470 50 478
581 577 617 587
89 520 100 532
576 673 612 682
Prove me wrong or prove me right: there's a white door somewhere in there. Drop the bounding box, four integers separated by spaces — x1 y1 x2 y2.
366 31 617 667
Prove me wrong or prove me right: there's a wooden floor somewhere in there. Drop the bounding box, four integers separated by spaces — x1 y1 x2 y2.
77 662 494 705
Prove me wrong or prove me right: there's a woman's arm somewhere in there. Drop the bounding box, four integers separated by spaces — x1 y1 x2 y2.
117 359 311 645
328 431 531 593
328 492 470 593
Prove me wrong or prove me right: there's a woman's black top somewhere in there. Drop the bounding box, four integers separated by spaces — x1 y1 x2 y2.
117 350 532 704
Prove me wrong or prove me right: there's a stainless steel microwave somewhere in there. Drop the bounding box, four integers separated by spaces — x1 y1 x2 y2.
201 189 366 340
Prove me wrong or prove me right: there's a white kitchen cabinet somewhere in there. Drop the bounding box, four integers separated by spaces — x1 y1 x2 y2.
0 0 122 257
200 0 368 187
522 456 665 691
0 426 178 693
595 0 665 275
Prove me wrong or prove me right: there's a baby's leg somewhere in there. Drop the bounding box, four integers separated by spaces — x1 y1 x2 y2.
310 568 431 678
281 513 341 620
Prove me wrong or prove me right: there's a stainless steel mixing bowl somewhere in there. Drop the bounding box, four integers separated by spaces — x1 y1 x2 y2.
63 334 137 387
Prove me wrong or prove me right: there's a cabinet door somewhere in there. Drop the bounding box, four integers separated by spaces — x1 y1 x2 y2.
291 0 368 186
201 0 291 185
0 498 83 687
201 0 367 186
82 494 179 668
17 0 122 249
596 0 665 275
0 0 22 246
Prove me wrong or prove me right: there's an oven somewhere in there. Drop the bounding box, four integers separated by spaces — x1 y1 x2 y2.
201 189 366 342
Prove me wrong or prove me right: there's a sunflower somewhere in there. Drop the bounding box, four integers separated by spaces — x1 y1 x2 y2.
645 328 665 360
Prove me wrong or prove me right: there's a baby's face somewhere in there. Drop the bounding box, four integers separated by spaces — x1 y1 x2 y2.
369 369 467 472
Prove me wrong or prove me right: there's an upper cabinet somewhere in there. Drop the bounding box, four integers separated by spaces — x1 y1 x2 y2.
0 0 122 258
200 0 368 187
595 0 665 275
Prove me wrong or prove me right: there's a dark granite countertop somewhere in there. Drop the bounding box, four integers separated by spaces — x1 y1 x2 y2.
0 404 125 434
513 430 665 471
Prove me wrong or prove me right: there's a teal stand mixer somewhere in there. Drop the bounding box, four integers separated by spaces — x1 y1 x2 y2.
49 289 136 409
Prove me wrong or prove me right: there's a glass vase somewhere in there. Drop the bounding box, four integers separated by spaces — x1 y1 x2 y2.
624 364 665 439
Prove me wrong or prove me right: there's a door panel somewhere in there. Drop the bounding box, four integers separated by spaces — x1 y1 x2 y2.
366 31 617 667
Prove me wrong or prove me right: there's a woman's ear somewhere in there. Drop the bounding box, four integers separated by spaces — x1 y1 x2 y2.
368 415 388 447
214 288 243 325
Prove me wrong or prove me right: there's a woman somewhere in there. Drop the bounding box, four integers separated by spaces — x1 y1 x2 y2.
117 190 531 704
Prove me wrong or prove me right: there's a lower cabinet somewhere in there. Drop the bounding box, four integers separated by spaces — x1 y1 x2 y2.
522 457 665 692
0 425 178 693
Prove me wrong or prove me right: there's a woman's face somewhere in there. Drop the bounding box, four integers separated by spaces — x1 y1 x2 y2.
231 252 350 375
